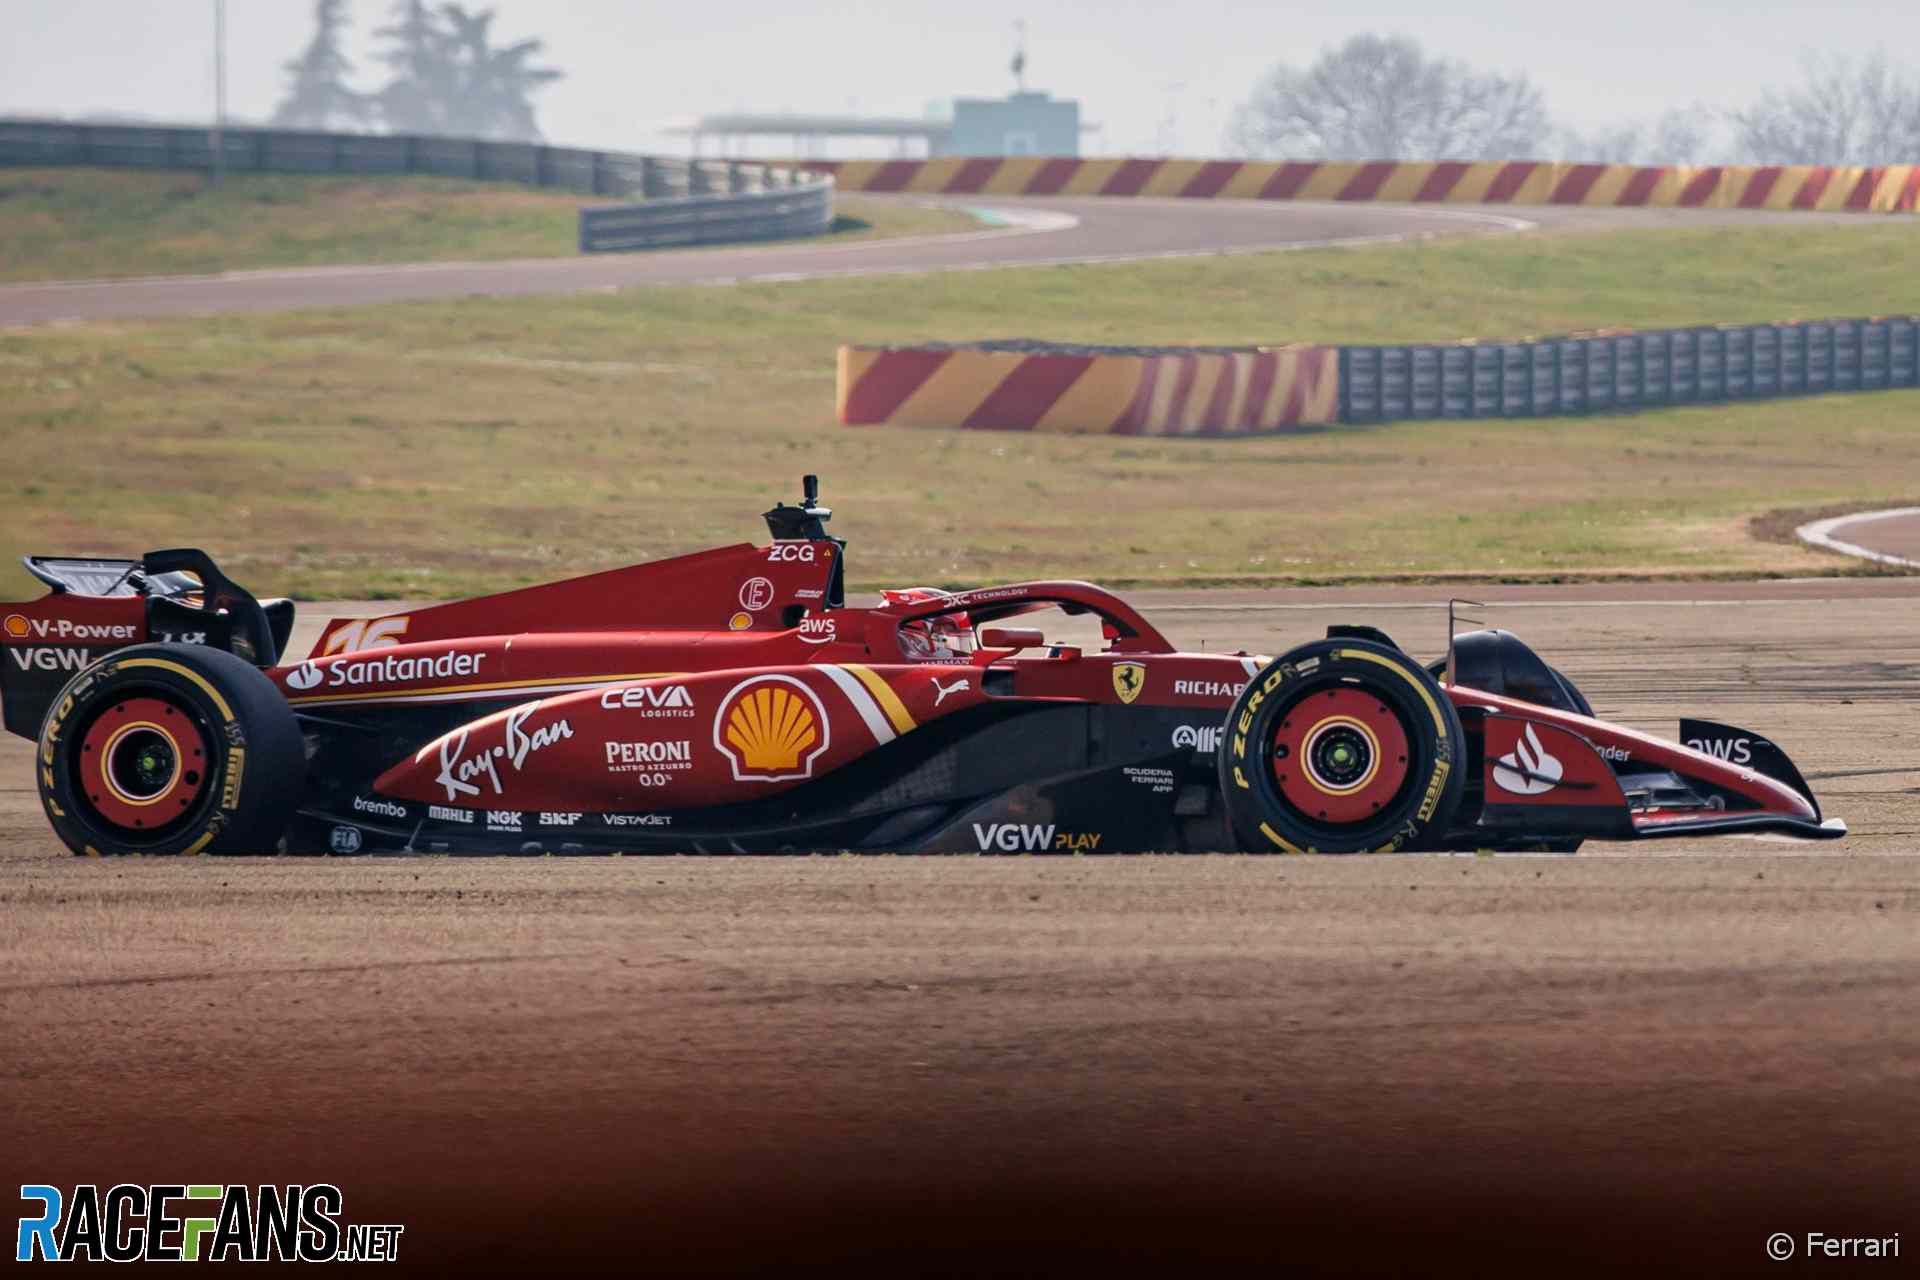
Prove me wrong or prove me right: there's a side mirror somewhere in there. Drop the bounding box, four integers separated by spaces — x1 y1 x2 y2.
980 626 1045 650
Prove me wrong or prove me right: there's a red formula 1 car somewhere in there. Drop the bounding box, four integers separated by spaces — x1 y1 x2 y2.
2 477 1843 856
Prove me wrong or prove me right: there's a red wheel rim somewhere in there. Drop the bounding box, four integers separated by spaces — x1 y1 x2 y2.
78 696 210 831
1270 686 1411 824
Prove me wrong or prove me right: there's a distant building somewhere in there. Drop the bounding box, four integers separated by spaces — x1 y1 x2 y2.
666 90 1090 159
943 91 1080 157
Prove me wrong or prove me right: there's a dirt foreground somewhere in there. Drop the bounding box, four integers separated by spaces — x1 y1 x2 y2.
3 580 1917 1275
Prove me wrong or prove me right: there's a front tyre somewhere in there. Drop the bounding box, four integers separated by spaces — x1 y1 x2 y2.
37 644 306 856
1219 639 1464 853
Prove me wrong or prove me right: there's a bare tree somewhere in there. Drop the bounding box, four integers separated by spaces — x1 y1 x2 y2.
271 0 368 130
1730 53 1920 164
1555 107 1714 164
1227 34 1550 160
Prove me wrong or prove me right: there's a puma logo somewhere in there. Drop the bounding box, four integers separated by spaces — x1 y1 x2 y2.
933 677 969 707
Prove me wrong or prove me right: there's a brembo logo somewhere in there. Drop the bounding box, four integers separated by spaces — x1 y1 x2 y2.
1493 723 1564 796
351 795 409 821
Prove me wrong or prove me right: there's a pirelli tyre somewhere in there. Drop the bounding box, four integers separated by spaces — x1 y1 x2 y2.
1219 639 1465 854
35 643 305 856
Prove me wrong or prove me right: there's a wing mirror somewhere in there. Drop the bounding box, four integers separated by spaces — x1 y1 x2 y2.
980 626 1045 650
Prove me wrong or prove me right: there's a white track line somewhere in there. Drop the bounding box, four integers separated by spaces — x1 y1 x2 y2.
1796 507 1920 569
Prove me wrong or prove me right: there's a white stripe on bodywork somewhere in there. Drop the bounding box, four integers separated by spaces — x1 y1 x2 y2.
1240 657 1265 679
816 663 897 746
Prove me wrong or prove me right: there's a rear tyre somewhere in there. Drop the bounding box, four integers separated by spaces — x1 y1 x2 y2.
1219 639 1465 854
37 644 305 856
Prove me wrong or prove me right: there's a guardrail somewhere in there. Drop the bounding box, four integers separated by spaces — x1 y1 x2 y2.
578 173 833 252
0 118 834 253
837 317 1920 435
1342 317 1920 423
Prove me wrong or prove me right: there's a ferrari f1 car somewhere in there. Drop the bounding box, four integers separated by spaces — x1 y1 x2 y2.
2 477 1843 856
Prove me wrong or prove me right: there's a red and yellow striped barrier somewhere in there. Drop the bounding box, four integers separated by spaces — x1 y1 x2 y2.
801 158 1920 212
837 344 1340 434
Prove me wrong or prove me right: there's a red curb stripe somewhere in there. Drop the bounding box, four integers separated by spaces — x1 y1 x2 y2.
1112 358 1161 435
1198 357 1238 434
841 350 951 424
862 160 924 193
1615 167 1663 206
961 355 1094 431
1240 350 1279 430
944 157 1003 194
1679 167 1721 206
1845 169 1879 211
1162 354 1201 432
1482 162 1537 203
1180 160 1243 198
1026 157 1081 195
1550 163 1606 204
1100 158 1164 196
1337 161 1399 201
1414 162 1471 202
1258 162 1321 199
1900 168 1920 213
1738 167 1780 208
1792 168 1834 209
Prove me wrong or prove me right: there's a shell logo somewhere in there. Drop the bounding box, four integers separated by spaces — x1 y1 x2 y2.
714 675 829 782
4 614 29 640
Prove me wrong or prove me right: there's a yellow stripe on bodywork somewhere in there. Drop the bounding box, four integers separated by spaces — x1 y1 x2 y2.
845 664 917 734
119 657 234 721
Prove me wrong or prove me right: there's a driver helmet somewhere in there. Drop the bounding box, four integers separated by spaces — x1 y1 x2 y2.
882 588 974 659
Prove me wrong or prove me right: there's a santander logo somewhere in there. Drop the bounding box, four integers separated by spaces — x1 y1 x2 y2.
286 660 324 691
1492 723 1563 796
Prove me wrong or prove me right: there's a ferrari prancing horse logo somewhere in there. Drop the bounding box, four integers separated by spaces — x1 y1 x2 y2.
1111 662 1146 704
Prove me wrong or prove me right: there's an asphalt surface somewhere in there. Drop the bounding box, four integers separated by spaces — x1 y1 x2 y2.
0 196 1894 326
4 582 1917 1275
1803 507 1920 568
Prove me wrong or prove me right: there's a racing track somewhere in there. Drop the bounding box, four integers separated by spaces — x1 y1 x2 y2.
3 581 1916 1274
0 196 1891 326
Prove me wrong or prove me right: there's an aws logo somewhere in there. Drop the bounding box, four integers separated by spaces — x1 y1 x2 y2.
715 675 829 782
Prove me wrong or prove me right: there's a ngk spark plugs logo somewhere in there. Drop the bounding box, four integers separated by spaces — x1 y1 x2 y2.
15 1183 403 1263
714 675 828 782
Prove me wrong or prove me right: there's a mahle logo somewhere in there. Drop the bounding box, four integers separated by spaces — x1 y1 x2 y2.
15 1183 403 1263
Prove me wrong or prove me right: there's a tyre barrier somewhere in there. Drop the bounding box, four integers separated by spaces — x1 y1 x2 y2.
799 156 1920 213
840 317 1920 433
837 341 1340 434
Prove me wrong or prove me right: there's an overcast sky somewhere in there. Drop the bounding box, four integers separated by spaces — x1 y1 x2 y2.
3 1 1914 157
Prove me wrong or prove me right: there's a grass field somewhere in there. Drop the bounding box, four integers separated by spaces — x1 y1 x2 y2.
0 168 980 282
3 219 1919 601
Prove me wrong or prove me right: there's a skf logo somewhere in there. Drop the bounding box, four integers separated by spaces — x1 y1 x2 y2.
972 823 1104 852
14 1183 403 1262
715 675 828 782
766 542 817 563
1111 662 1146 704
319 615 409 656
